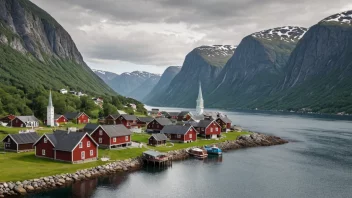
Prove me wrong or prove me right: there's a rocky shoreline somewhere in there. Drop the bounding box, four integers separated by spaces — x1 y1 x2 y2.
0 133 287 197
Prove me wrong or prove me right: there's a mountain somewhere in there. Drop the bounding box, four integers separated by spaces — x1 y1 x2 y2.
92 69 118 83
145 45 236 107
207 26 307 108
103 71 161 101
0 0 114 95
259 10 352 113
143 66 181 103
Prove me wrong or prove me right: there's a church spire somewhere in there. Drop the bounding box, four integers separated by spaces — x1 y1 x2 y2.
47 90 55 127
196 81 204 115
48 90 53 107
197 82 203 100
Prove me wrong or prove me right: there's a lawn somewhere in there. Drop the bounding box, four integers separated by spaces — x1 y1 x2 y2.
0 131 250 182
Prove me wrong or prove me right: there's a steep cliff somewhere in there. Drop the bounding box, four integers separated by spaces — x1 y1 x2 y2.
261 11 352 113
143 66 181 103
0 0 113 95
207 26 307 108
146 45 236 107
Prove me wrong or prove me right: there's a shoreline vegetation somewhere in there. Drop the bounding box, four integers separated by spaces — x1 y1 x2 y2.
0 130 288 197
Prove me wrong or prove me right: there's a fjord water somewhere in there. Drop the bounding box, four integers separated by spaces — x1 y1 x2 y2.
28 108 352 198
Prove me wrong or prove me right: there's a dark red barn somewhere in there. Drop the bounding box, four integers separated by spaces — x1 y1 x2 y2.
137 117 154 128
115 114 138 129
2 132 39 152
193 120 221 139
105 114 120 125
216 117 232 132
0 114 16 124
33 130 98 163
146 118 173 133
161 125 197 143
64 112 90 124
148 133 168 146
89 124 132 149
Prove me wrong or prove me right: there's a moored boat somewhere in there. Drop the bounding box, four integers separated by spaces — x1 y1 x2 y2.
187 148 208 158
204 145 222 155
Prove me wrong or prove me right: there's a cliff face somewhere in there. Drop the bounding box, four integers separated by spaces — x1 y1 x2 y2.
146 45 236 107
0 0 113 95
143 66 181 103
207 27 307 108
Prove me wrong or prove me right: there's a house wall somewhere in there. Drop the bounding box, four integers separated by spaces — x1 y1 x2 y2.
56 150 72 161
72 135 97 162
169 134 185 141
205 122 221 136
57 116 68 124
77 114 89 124
18 143 34 151
147 120 164 131
35 136 55 159
116 118 129 128
10 118 25 127
110 135 130 145
184 129 197 141
105 115 115 125
91 126 110 146
3 136 17 151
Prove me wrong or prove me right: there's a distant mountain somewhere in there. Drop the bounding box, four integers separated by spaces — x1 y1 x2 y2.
0 0 114 95
207 26 307 108
92 69 118 83
259 10 352 113
143 66 181 103
145 45 236 107
94 70 161 101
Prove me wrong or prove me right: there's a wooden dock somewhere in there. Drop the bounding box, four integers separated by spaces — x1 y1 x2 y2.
142 150 172 168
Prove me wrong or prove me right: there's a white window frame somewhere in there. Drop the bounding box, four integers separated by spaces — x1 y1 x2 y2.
126 122 130 126
125 136 129 141
79 142 83 148
81 151 85 159
44 138 47 143
177 134 181 138
7 138 10 143
99 130 103 136
215 127 218 132
90 150 93 156
189 134 192 138
210 128 213 132
42 149 45 156
99 138 102 144
113 137 116 142
87 141 90 147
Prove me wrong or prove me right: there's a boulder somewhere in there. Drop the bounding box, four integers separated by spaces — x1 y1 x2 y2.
25 185 34 192
2 183 8 188
14 186 27 195
58 179 65 184
8 183 14 190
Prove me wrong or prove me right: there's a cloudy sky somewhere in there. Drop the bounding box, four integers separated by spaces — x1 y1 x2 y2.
31 0 352 74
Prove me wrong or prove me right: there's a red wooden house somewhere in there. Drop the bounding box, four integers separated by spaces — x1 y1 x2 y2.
193 120 221 139
64 112 90 124
161 125 197 143
89 124 132 149
2 132 39 152
44 114 68 126
216 117 232 132
146 118 173 133
105 114 120 125
10 116 40 128
33 130 98 163
148 133 168 146
177 111 192 121
137 117 154 127
115 114 138 129
0 114 16 124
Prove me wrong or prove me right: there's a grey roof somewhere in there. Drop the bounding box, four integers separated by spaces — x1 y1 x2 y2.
120 114 137 121
7 132 39 144
63 112 81 120
168 112 181 117
101 125 132 137
196 120 213 128
108 114 120 119
16 116 39 123
178 111 191 117
155 118 173 126
161 125 192 135
143 150 166 157
50 130 89 152
83 123 99 134
191 115 204 121
217 116 232 123
137 117 154 123
150 133 168 141
54 114 65 120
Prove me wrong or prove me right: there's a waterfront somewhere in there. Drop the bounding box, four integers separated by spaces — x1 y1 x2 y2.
28 108 352 198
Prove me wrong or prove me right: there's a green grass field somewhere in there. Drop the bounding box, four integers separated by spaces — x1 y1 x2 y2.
0 128 250 182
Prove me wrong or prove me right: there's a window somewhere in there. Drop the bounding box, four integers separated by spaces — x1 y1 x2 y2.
99 130 103 136
90 150 93 156
42 149 45 156
44 138 47 143
127 122 130 126
215 128 218 132
113 138 116 142
125 136 129 141
87 141 90 147
81 151 85 159
189 134 192 138
99 138 102 143
7 138 10 143
210 128 213 132
79 142 83 148
177 134 181 138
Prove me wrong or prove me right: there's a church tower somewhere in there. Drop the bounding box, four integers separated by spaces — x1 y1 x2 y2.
47 90 55 127
196 82 204 115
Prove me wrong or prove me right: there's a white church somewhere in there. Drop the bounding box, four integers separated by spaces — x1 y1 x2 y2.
47 90 55 127
196 82 204 116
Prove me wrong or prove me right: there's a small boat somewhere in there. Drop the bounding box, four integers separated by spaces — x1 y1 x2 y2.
187 148 208 158
204 145 222 155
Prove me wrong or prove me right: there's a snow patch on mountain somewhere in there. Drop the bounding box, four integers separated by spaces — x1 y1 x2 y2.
196 45 237 57
252 26 308 42
321 10 352 25
121 71 161 78
92 69 106 75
